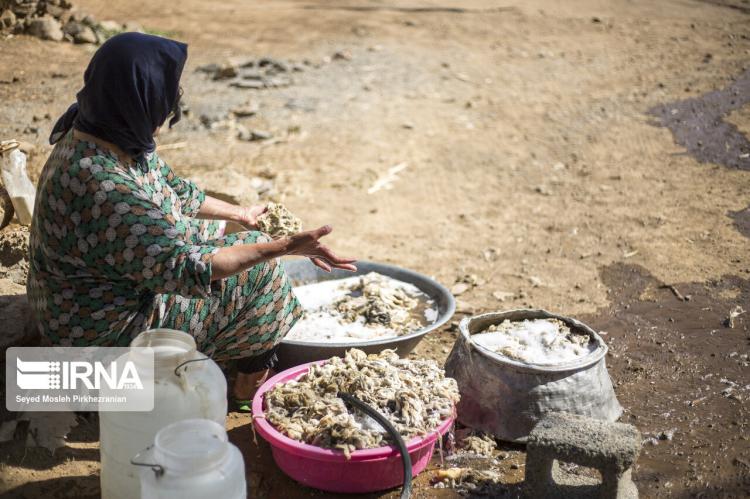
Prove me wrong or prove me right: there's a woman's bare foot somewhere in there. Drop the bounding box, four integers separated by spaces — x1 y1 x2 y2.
233 369 273 401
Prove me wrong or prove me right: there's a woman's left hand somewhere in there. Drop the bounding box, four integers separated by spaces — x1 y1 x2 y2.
237 204 268 229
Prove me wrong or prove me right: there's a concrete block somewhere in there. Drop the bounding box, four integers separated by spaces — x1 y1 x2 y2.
524 412 641 499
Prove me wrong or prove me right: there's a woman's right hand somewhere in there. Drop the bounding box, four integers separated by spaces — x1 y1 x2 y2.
285 225 357 272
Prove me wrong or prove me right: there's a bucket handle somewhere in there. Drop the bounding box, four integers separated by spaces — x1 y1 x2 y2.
174 355 211 378
131 445 165 478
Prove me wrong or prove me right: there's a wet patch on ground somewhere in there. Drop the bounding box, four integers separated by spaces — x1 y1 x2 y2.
581 263 750 498
729 205 750 239
648 69 750 171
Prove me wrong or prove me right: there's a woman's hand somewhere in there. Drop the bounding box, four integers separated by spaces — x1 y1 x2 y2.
237 204 268 230
285 225 357 272
210 224 356 281
195 196 269 230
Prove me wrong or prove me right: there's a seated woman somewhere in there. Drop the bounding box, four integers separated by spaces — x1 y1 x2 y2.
27 32 356 406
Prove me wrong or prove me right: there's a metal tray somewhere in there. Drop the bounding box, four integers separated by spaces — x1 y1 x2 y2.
276 259 455 369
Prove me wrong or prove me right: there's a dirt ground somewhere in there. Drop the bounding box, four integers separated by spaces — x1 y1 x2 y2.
1 0 749 497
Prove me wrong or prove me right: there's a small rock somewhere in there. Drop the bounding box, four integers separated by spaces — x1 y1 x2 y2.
231 80 265 89
332 50 352 61
451 282 470 296
44 4 68 19
725 305 745 328
482 248 498 262
240 70 264 80
63 20 91 42
657 429 676 441
74 25 98 44
0 9 16 29
213 61 239 80
123 21 143 33
207 119 235 131
492 290 514 302
248 177 273 195
643 436 660 446
231 104 259 118
27 16 64 41
265 76 292 88
529 276 543 287
236 57 257 68
237 126 272 142
256 166 277 180
98 20 122 32
70 10 88 23
10 1 36 17
199 112 227 128
258 57 288 72
458 274 482 286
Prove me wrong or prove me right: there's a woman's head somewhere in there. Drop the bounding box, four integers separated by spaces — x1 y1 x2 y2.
50 32 187 163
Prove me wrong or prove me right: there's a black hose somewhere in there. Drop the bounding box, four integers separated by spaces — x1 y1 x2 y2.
338 392 412 499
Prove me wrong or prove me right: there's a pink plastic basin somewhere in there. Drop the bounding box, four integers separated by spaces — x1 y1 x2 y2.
251 361 455 493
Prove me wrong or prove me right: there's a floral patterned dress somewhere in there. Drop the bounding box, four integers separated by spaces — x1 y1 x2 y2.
27 132 302 362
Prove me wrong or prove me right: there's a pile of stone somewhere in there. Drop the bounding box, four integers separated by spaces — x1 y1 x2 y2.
196 56 306 90
0 226 36 351
0 0 138 44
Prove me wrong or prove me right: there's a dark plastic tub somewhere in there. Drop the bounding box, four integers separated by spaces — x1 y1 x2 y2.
277 259 455 370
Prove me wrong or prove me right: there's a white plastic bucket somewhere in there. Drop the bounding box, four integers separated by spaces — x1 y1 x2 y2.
444 309 622 442
137 419 246 499
100 329 228 499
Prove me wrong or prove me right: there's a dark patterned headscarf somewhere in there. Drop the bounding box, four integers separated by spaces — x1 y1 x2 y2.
49 32 187 167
